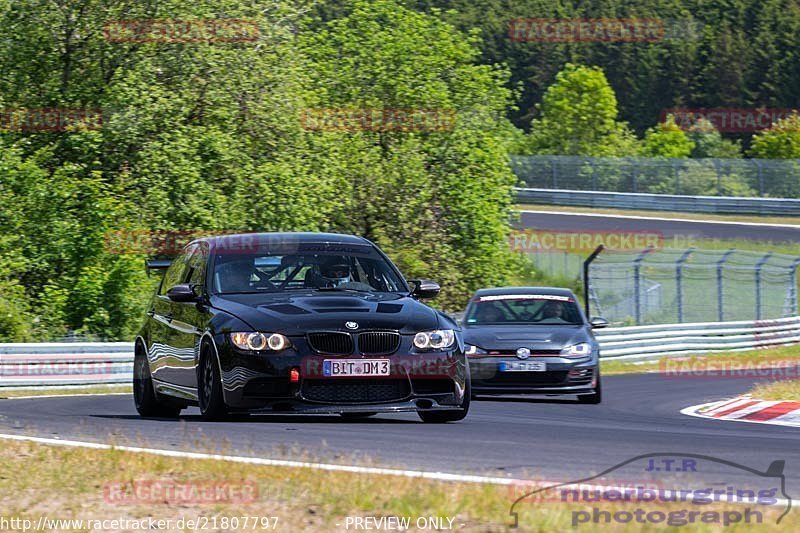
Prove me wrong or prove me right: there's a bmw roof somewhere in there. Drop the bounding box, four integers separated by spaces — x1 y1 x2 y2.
203 232 371 247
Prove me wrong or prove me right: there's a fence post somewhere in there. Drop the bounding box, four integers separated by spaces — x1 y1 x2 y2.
551 157 558 189
633 248 655 325
755 252 773 320
629 158 637 193
717 250 736 321
673 159 680 195
752 159 764 197
583 245 605 318
713 159 722 195
676 248 695 323
590 160 598 190
790 256 800 316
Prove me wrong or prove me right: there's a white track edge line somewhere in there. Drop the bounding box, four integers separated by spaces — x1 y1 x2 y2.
0 432 523 486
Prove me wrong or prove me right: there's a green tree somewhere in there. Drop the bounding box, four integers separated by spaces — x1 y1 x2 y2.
522 64 639 156
641 115 695 158
687 118 742 158
749 114 800 159
300 0 521 308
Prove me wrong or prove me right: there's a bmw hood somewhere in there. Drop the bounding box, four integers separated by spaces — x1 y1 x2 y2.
210 292 443 335
462 325 592 351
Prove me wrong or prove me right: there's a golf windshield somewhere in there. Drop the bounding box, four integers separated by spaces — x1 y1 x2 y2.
466 295 583 325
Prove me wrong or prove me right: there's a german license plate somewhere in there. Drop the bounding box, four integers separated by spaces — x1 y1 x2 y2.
323 359 391 377
499 361 546 372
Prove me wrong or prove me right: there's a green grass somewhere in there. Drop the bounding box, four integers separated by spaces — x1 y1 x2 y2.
750 380 800 402
0 384 130 398
0 438 796 532
601 344 800 375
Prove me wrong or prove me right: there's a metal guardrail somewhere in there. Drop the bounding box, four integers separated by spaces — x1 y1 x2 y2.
1 318 799 387
514 188 800 216
511 155 800 198
0 342 132 387
595 316 800 360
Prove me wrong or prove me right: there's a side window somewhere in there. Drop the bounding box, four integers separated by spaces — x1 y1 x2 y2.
187 243 209 289
159 246 193 295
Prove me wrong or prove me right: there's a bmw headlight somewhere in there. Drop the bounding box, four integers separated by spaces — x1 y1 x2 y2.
413 329 455 350
560 342 591 357
230 332 290 352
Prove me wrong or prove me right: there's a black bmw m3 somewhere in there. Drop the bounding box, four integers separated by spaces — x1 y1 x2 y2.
463 287 607 403
134 232 469 422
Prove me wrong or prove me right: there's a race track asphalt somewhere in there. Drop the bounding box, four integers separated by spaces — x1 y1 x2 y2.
516 210 800 244
1 372 799 494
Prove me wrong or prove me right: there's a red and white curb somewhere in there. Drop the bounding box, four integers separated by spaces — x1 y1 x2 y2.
682 395 800 427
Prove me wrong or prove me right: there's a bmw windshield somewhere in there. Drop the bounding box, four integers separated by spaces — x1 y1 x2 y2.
211 242 409 295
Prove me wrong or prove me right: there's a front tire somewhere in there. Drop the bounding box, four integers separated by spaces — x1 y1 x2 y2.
577 371 602 404
418 374 471 423
133 349 182 418
198 342 228 420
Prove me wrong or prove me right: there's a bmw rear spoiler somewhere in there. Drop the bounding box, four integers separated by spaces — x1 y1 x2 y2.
145 259 171 276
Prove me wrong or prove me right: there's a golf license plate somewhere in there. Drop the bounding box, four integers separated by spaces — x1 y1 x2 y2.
499 361 546 372
323 359 391 377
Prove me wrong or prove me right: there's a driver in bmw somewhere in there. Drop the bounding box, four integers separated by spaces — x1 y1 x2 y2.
312 257 352 288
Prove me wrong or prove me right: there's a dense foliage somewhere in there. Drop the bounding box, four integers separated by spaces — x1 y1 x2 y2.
0 0 522 340
0 0 797 340
408 0 800 139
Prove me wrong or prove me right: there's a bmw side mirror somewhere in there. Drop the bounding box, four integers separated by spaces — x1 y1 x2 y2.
590 317 609 329
410 279 440 299
166 283 199 303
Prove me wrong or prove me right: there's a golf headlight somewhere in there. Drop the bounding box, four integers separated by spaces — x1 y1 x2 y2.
465 344 487 356
413 329 455 350
561 342 591 357
230 332 290 352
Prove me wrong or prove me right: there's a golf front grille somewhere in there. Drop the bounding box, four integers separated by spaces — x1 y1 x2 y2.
301 379 410 404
